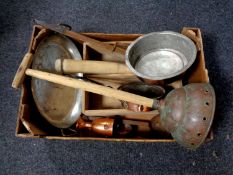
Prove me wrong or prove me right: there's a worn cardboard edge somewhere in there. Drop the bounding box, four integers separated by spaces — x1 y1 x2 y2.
16 78 32 136
20 104 47 135
44 136 175 142
80 32 143 41
181 28 209 83
16 25 52 136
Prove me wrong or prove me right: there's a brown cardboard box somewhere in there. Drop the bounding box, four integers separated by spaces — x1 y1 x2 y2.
15 25 213 142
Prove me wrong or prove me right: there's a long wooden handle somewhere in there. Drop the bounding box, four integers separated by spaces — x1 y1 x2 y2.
55 59 133 74
35 20 125 59
25 69 154 108
12 53 33 89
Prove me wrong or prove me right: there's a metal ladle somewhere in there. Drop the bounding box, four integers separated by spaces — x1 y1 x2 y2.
25 69 216 149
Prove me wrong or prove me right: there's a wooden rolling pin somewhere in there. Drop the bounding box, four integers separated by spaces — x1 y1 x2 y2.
55 59 133 74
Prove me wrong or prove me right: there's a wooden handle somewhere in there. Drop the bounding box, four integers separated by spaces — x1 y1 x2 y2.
25 69 154 108
65 31 126 59
12 53 33 89
55 59 133 74
35 21 125 59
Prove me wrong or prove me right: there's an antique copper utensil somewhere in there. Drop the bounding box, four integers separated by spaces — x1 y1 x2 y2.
160 83 216 149
76 117 137 137
118 82 165 112
75 116 168 137
76 118 115 136
20 69 215 149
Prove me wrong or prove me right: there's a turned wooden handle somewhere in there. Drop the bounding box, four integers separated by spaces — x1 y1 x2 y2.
12 53 33 89
55 59 133 74
26 69 154 108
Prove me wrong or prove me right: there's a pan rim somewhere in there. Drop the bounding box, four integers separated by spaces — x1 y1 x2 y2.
125 31 197 80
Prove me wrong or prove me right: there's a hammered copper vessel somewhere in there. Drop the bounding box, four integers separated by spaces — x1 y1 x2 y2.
160 83 215 149
119 83 216 149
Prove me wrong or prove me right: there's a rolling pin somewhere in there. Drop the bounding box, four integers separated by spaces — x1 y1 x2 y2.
55 59 133 74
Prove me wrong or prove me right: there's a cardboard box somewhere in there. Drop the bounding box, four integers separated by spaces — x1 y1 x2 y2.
15 25 213 142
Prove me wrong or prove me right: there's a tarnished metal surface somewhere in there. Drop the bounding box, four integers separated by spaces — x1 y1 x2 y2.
31 34 83 128
125 31 197 81
118 82 165 112
160 83 216 149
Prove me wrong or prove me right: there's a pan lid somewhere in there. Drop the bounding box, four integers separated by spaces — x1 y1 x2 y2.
31 34 83 128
